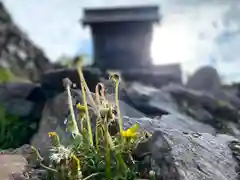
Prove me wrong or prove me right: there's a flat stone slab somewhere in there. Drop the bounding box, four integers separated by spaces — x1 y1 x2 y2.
0 155 27 180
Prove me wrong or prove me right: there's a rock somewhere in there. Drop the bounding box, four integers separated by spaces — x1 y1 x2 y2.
123 117 239 180
223 83 239 97
124 82 178 116
226 122 240 139
0 82 46 148
212 90 240 110
123 82 240 134
119 99 146 118
41 67 103 99
123 113 215 135
149 130 178 179
99 77 127 100
120 65 182 88
0 82 46 119
0 2 53 82
31 89 146 157
237 84 240 99
104 81 240 136
186 106 214 123
162 84 240 124
30 84 240 180
228 140 240 171
159 114 216 134
30 91 71 157
1 144 48 180
32 85 217 157
186 66 221 92
3 144 33 156
0 154 27 180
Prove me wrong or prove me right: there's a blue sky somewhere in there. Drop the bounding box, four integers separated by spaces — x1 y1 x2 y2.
2 0 240 84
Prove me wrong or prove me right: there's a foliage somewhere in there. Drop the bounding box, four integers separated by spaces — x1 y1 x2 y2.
56 54 73 68
0 67 14 83
0 105 30 149
56 54 92 68
31 59 155 180
0 68 31 149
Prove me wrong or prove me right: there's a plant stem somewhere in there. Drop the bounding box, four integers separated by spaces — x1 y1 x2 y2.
114 81 123 132
66 85 80 135
95 118 100 151
31 146 44 161
104 117 111 180
77 67 93 146
40 163 57 172
83 172 102 180
105 126 127 175
79 113 84 133
115 151 127 174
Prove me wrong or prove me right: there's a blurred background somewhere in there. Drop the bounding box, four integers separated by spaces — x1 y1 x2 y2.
1 0 240 84
1 1 240 170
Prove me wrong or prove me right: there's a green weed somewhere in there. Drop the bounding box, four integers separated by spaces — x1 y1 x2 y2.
0 67 14 83
0 106 30 149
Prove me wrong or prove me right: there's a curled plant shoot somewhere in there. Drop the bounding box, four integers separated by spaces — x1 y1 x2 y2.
30 61 154 180
63 78 80 137
76 59 93 146
109 72 123 132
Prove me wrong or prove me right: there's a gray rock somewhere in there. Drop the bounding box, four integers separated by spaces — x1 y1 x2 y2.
124 82 240 135
159 114 216 134
1 144 47 180
30 90 146 157
0 82 47 148
30 92 71 157
41 67 103 99
162 84 240 123
123 117 239 180
213 90 240 110
186 66 221 92
0 154 28 180
120 65 183 88
237 85 240 99
186 107 214 123
31 87 240 180
123 114 215 136
125 82 178 116
0 2 53 82
119 100 146 118
226 122 240 139
0 82 46 118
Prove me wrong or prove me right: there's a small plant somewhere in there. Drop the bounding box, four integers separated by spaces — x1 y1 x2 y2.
32 59 155 180
0 106 31 149
0 67 14 83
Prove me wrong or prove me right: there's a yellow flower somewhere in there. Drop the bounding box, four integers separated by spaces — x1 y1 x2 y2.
76 103 86 111
120 124 139 138
48 132 57 137
48 132 60 147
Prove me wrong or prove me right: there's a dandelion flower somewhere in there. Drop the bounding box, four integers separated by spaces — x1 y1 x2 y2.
120 124 139 138
48 132 57 137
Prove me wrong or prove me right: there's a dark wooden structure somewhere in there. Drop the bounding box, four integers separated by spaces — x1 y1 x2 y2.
82 6 160 70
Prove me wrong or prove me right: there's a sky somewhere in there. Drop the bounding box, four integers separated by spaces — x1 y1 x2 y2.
2 0 240 84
